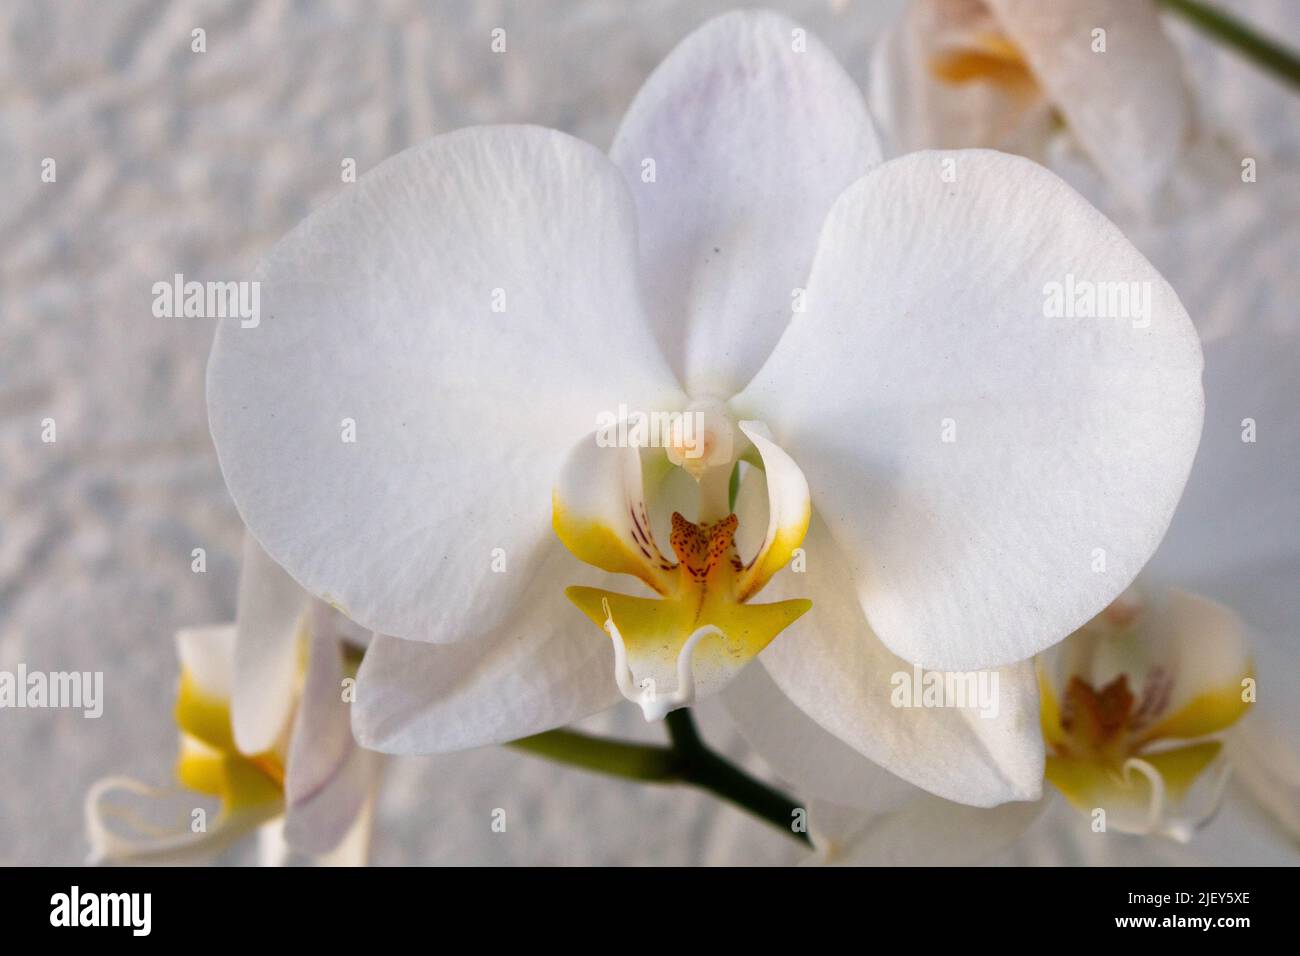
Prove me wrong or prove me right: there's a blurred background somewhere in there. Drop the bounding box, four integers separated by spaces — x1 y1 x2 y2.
1 0 1297 865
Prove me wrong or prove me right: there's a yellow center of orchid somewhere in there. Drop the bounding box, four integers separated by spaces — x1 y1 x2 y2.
929 31 1035 91
1054 673 1150 767
554 403 812 719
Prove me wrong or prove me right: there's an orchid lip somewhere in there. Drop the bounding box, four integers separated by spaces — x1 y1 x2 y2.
603 597 722 721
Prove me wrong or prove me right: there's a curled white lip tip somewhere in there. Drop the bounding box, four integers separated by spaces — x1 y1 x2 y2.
1122 757 1167 834
602 599 722 722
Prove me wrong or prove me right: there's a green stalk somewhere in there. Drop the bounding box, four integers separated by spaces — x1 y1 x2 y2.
663 709 811 845
1158 0 1300 88
508 728 677 781
509 710 811 846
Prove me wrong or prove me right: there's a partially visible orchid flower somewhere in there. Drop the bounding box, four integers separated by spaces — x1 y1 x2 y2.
1038 585 1252 841
802 583 1285 864
205 11 1203 812
870 0 1192 204
86 539 379 865
752 307 1300 864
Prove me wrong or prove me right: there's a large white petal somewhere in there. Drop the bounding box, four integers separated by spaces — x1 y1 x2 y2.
986 0 1191 202
208 125 683 646
232 534 307 754
748 513 1044 807
609 9 881 397
352 539 625 753
738 150 1203 671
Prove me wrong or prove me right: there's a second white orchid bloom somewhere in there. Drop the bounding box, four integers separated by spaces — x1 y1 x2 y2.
206 12 1203 809
871 0 1192 203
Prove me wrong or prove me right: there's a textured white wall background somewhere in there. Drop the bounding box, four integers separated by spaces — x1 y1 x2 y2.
1 0 1297 865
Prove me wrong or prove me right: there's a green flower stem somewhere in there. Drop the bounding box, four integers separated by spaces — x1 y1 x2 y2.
509 709 811 846
663 708 811 846
509 728 678 781
1158 0 1300 88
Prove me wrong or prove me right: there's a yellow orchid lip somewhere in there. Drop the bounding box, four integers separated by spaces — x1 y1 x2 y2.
555 416 813 719
565 506 811 721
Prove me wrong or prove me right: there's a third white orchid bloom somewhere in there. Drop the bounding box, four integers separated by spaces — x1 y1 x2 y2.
86 539 379 865
1038 585 1252 841
807 587 1268 865
205 11 1203 810
871 0 1193 203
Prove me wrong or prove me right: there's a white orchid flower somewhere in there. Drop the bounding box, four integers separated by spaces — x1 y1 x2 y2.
768 299 1300 864
205 11 1203 810
804 585 1268 864
86 539 379 865
870 0 1192 204
1037 584 1252 841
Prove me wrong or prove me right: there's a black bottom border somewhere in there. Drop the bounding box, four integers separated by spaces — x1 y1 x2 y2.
0 864 1283 940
